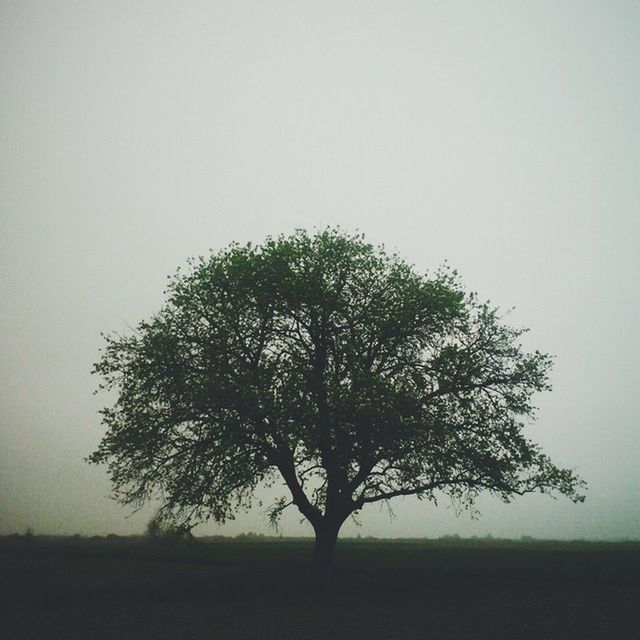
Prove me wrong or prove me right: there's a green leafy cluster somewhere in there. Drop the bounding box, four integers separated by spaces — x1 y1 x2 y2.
90 229 584 530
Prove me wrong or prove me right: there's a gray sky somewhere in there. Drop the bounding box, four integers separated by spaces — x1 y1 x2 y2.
1 0 638 540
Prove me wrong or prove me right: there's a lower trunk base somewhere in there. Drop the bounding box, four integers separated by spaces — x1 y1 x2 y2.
313 525 339 584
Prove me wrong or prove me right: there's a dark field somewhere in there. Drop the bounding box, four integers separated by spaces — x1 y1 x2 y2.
1 536 638 639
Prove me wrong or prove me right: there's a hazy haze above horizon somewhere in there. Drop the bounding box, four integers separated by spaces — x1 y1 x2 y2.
1 1 638 539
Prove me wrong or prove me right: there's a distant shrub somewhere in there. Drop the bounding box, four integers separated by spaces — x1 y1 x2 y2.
234 531 265 541
146 512 192 541
439 534 461 542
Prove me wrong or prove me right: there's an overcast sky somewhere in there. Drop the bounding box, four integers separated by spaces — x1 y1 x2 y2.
1 1 638 540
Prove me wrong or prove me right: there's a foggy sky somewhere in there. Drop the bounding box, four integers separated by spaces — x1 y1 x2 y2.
1 1 638 540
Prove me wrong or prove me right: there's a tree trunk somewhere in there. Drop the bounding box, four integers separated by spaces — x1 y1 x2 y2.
313 520 340 580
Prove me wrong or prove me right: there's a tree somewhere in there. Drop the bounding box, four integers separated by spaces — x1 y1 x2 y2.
89 229 584 573
146 510 193 540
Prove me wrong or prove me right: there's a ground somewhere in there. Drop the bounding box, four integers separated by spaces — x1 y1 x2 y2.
1 536 637 639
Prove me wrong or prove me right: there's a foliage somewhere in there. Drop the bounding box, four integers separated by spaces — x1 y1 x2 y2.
90 229 584 553
146 511 191 539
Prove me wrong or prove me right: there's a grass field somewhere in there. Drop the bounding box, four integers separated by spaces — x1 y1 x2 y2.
1 536 638 639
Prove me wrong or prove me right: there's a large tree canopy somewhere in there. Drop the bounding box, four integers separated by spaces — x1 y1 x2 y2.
90 229 584 566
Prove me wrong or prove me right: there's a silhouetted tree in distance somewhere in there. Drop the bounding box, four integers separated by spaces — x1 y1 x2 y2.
90 229 584 574
146 510 192 540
